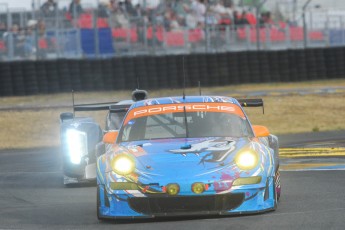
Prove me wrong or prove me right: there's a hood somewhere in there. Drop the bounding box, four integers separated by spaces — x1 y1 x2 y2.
118 137 251 179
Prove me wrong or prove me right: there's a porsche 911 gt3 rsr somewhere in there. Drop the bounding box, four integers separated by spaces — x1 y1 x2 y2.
96 96 280 219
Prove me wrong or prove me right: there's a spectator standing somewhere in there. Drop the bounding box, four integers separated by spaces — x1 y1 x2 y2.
192 0 206 25
0 22 6 59
0 22 6 38
171 0 188 23
24 25 36 59
109 2 130 28
233 10 240 25
124 0 137 17
98 0 110 18
223 0 233 8
41 0 57 18
69 0 84 18
6 24 25 58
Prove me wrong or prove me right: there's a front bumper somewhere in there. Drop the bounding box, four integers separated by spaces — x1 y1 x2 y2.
97 176 276 219
63 162 97 185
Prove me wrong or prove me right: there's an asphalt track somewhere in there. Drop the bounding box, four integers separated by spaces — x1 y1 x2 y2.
1 131 345 230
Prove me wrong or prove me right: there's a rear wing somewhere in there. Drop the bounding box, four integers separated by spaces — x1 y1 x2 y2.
72 89 147 112
60 102 133 123
73 102 132 113
109 104 132 113
236 98 264 114
73 102 118 112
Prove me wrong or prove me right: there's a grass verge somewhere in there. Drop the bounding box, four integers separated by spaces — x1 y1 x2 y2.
1 79 345 149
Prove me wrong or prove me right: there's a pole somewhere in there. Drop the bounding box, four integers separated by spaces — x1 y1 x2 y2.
303 0 312 48
293 0 297 23
255 0 267 51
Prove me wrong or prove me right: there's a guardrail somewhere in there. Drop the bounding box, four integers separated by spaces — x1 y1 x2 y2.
1 46 344 97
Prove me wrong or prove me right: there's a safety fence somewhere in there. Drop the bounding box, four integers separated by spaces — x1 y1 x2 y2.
1 46 344 97
2 1 345 61
0 23 329 61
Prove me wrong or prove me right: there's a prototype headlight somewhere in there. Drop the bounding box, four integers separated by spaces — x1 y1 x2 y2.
235 149 259 170
66 129 88 165
111 154 135 175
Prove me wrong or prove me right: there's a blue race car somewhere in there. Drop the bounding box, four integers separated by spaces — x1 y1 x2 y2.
96 96 280 219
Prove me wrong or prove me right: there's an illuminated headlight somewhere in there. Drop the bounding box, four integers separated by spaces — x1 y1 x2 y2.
66 129 87 165
111 154 135 175
235 149 259 170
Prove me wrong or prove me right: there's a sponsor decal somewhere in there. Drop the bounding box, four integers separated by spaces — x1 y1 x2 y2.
124 103 244 124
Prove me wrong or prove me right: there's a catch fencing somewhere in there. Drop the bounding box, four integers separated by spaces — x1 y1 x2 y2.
1 2 345 61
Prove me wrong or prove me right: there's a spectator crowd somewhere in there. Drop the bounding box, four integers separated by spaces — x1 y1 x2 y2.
1 0 274 59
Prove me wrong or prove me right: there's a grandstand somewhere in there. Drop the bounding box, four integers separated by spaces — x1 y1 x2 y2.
0 0 344 61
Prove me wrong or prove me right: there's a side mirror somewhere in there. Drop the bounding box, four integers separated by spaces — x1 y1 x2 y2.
60 112 74 122
103 131 119 144
252 125 270 137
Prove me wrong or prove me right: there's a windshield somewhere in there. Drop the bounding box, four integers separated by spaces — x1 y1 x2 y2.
119 103 253 142
106 111 127 130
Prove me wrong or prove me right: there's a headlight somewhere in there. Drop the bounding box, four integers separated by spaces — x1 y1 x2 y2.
66 129 88 164
235 149 259 170
111 154 136 175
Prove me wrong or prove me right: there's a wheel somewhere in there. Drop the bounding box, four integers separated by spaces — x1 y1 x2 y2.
97 185 102 220
275 170 281 202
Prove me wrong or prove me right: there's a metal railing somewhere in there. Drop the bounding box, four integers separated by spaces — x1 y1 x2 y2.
0 3 345 61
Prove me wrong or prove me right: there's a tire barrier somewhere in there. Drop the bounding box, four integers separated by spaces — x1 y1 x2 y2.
197 54 208 87
268 51 280 82
145 56 158 89
314 48 327 80
111 57 126 90
324 47 338 79
187 54 200 87
35 61 49 94
92 59 105 91
247 51 261 83
155 57 170 89
206 54 220 86
1 47 345 97
45 60 60 93
79 60 94 91
135 56 148 89
237 52 250 83
166 55 179 88
101 59 114 91
0 62 13 96
226 52 239 84
258 52 271 83
69 60 82 91
122 57 136 89
10 61 26 96
277 50 290 82
23 61 40 95
335 48 345 78
288 50 299 82
57 59 72 92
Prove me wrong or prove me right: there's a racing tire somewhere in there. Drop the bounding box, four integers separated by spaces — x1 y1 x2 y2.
275 170 281 202
97 185 102 220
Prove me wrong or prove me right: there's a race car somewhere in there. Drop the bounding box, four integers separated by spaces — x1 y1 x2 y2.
96 95 280 219
59 90 148 185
